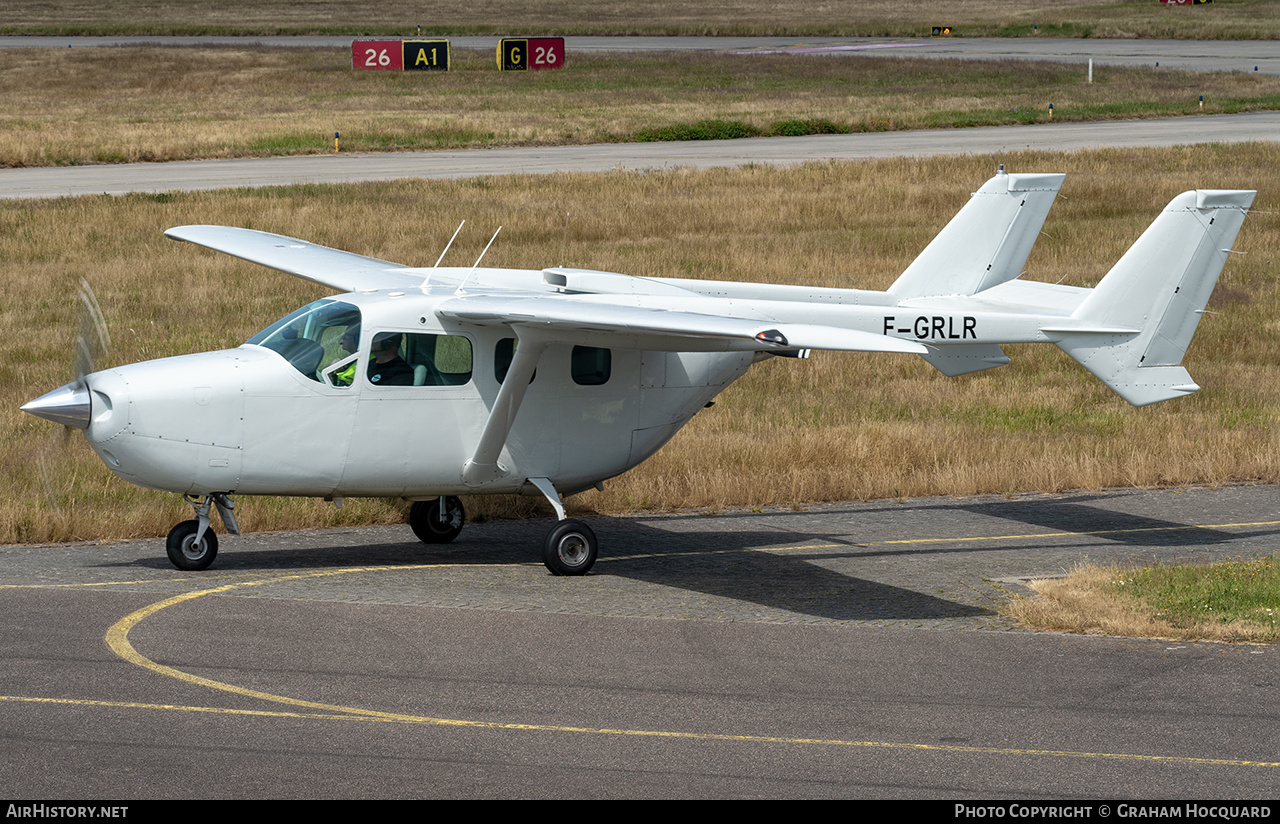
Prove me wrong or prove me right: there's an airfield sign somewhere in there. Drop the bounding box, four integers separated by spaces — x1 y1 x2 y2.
498 38 565 71
353 40 451 71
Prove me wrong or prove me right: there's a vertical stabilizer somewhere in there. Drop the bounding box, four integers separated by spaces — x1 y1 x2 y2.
1055 189 1255 406
888 170 1064 299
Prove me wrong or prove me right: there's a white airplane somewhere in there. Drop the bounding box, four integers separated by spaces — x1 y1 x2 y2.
21 168 1254 576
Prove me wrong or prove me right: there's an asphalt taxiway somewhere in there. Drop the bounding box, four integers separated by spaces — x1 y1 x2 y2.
4 111 1278 199
3 485 1278 798
4 35 1279 76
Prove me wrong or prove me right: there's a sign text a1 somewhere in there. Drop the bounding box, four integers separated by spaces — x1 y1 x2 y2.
352 40 451 71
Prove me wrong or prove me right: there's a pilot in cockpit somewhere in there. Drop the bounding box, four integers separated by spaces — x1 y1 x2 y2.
330 322 361 387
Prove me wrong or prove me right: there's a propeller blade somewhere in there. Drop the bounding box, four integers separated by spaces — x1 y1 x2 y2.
74 277 110 383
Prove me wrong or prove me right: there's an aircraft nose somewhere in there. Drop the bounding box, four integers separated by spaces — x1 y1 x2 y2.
20 382 91 429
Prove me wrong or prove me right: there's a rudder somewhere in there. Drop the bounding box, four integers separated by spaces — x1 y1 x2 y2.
1055 189 1255 406
888 169 1064 299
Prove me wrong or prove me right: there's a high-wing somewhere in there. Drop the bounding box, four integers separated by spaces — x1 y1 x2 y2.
165 225 423 292
436 294 928 354
168 225 928 355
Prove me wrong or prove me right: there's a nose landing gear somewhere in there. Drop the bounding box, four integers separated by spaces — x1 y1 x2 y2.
165 493 238 571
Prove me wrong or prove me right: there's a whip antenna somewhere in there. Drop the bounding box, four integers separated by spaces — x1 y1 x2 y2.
423 220 466 288
456 226 502 293
560 211 570 268
434 220 465 268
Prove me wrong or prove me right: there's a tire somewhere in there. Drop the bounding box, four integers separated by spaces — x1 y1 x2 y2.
409 497 465 544
166 520 219 571
542 519 597 576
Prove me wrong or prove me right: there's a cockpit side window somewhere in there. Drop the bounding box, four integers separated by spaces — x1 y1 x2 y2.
247 299 362 384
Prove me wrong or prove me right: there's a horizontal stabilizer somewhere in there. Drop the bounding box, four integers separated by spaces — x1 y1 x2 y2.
920 344 1010 377
889 171 1064 299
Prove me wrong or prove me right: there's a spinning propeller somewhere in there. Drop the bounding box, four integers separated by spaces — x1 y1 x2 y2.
22 278 111 430
23 280 111 511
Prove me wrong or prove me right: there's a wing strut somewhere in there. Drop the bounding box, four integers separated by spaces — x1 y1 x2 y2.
462 332 548 486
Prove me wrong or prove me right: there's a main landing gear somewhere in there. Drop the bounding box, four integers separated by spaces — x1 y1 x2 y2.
541 519 598 576
166 493 239 571
409 496 466 543
528 477 598 577
407 480 601 576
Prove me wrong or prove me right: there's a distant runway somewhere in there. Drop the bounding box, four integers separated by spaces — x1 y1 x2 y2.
3 35 1279 75
3 112 1279 199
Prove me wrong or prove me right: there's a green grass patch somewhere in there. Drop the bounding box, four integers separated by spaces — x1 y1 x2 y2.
770 118 850 136
245 134 328 155
636 119 764 142
1112 557 1280 637
957 404 1127 436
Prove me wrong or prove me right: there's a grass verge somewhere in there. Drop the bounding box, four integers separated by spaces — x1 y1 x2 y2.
1007 556 1280 643
4 47 1280 167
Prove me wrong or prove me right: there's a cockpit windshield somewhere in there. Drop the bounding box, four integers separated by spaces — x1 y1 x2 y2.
246 299 361 383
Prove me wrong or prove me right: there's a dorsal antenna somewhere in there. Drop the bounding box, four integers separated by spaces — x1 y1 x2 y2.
434 220 465 268
560 211 570 268
423 220 466 288
455 226 502 293
472 226 502 269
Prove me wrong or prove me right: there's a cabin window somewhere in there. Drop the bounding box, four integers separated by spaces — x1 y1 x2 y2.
495 337 536 384
367 332 472 387
246 299 362 384
571 346 611 386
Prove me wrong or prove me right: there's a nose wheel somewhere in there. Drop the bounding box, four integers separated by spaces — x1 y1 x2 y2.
166 520 219 571
164 493 238 571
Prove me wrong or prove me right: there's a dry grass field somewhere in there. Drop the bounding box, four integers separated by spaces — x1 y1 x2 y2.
4 145 1278 544
1009 559 1280 643
3 46 1279 168
3 0 1279 39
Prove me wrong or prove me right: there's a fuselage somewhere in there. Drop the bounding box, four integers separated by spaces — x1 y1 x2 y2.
79 285 755 500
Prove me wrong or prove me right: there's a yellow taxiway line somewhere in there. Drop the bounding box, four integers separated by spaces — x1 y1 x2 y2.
85 561 1280 769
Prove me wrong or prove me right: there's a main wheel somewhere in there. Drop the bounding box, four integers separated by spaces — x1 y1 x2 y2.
166 520 219 571
409 497 465 544
542 519 598 576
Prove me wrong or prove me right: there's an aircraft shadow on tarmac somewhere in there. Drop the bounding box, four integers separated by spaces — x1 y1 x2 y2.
96 493 1278 622
660 493 1280 553
956 493 1261 547
98 517 990 621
